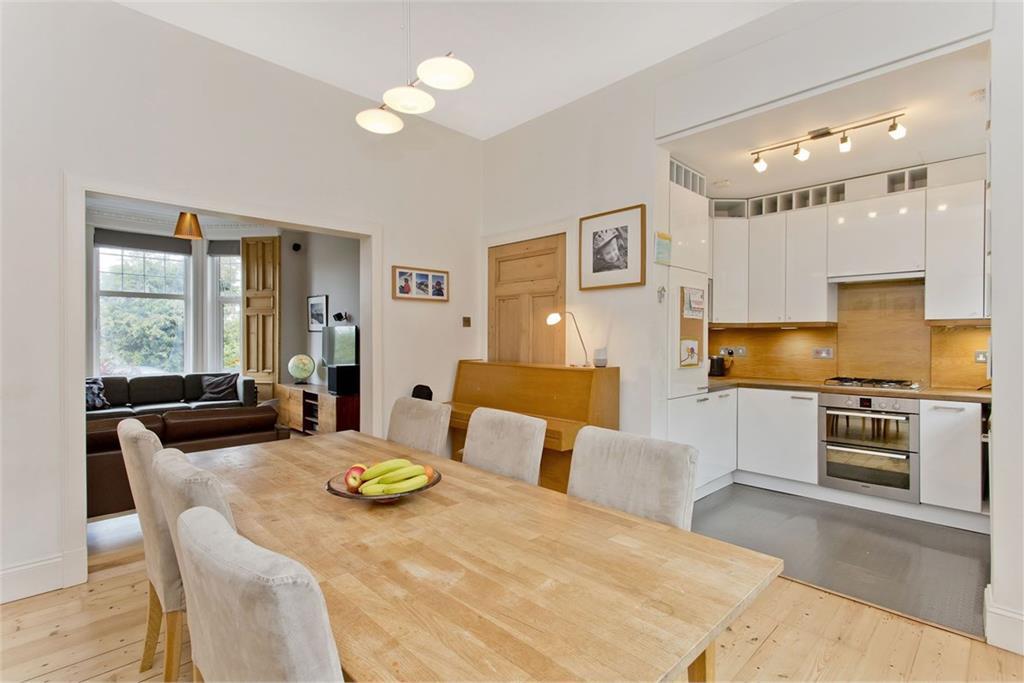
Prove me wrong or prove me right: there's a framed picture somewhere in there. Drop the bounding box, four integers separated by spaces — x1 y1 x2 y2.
307 294 328 332
579 204 646 290
392 266 449 302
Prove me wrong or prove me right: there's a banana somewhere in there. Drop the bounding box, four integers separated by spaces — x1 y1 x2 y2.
359 483 389 496
382 474 429 494
360 458 411 481
378 465 425 484
357 475 385 493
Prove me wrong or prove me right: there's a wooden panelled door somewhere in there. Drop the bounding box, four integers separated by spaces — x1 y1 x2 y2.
488 233 566 364
241 236 280 401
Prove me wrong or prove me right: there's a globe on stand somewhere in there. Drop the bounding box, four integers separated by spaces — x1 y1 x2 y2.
287 354 316 384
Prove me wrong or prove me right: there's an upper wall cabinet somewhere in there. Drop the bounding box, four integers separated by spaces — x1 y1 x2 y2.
711 218 748 323
925 180 986 320
827 191 926 279
747 214 786 323
669 183 711 273
785 206 836 322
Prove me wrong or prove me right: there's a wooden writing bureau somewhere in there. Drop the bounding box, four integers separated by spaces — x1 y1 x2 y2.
448 360 620 492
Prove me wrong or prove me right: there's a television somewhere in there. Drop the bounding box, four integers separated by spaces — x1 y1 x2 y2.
322 324 358 366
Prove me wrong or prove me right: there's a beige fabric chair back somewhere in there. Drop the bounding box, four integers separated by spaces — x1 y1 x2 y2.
462 407 546 485
568 426 698 530
176 507 344 682
387 397 452 456
117 418 183 611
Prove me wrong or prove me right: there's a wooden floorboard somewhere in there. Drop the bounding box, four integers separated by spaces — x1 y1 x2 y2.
0 516 1019 682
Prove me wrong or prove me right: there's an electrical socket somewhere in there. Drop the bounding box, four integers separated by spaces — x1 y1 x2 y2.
975 350 989 364
733 346 747 357
813 347 834 360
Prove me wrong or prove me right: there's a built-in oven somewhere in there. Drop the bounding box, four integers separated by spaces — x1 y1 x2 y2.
818 393 920 503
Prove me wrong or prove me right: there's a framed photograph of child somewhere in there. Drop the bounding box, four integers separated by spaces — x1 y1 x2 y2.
579 204 646 290
392 266 449 302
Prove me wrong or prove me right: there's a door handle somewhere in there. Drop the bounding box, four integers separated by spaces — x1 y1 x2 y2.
790 395 814 401
931 405 966 412
827 445 909 460
825 410 907 421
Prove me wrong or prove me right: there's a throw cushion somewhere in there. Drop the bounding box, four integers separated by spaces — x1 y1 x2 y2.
199 373 238 401
86 378 110 410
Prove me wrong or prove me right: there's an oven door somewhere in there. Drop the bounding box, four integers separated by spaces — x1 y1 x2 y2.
818 442 920 503
820 408 918 452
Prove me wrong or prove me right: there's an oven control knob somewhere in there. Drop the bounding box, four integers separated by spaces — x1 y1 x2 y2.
878 399 890 410
892 401 900 410
846 398 854 406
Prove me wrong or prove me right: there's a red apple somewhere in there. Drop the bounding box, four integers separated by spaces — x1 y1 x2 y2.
344 464 367 493
422 465 435 481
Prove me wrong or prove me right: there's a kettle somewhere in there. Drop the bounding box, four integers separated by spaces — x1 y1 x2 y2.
709 355 728 377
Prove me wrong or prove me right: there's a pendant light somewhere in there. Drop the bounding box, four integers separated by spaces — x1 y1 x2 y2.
382 85 435 114
416 52 475 90
173 212 203 240
356 107 404 134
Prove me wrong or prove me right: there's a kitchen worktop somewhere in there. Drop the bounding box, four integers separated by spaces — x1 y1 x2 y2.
708 377 991 403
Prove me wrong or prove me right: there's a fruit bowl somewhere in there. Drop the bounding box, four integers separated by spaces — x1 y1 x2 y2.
325 468 442 504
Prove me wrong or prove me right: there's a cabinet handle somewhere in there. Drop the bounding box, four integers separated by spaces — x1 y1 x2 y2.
718 393 731 399
790 395 814 401
697 385 709 390
932 405 966 412
696 397 710 403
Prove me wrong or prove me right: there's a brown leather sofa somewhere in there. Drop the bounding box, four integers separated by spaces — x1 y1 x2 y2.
87 405 289 518
86 373 257 421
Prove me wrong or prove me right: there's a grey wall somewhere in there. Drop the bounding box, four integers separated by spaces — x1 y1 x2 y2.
279 229 361 386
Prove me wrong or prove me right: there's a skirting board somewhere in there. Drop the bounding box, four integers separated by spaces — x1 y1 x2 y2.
733 471 991 534
985 585 1024 654
1 546 88 603
696 472 735 500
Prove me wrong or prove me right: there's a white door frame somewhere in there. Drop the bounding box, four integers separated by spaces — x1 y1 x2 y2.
59 172 385 588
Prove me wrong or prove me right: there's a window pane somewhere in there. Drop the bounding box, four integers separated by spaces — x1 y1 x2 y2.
99 271 121 291
98 251 122 274
96 247 186 295
98 296 185 376
145 255 165 278
218 256 241 297
221 302 241 371
122 253 144 276
122 274 145 292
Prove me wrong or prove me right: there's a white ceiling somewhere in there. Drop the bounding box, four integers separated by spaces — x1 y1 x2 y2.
122 1 785 140
665 42 991 199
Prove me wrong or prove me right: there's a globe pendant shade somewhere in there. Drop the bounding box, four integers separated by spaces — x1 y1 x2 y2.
356 108 404 134
382 85 435 114
173 212 203 240
416 55 474 90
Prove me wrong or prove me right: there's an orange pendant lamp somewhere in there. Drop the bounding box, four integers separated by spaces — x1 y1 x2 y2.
173 212 203 240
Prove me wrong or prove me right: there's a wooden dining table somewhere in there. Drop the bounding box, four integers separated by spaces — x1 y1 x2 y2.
189 430 783 682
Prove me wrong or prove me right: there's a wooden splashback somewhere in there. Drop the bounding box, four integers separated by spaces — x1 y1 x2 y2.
836 281 931 382
707 328 837 382
931 326 990 389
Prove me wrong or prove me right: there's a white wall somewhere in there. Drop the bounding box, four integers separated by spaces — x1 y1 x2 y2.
303 231 361 385
0 1 481 600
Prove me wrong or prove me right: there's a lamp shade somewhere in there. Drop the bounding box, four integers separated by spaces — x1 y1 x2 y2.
356 107 404 134
173 212 203 240
416 55 474 90
545 312 562 326
382 85 435 114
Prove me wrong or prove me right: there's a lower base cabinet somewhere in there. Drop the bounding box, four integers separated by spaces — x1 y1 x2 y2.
737 388 818 484
276 383 359 434
667 389 737 488
920 400 982 512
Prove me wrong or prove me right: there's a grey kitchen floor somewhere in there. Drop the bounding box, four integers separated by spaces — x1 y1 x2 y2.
692 484 989 637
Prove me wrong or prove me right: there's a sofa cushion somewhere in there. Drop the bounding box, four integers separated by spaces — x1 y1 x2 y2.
86 406 136 421
188 400 243 410
199 373 239 401
86 378 110 410
87 413 164 453
184 373 234 401
130 375 184 405
132 402 191 416
163 405 279 442
100 376 131 406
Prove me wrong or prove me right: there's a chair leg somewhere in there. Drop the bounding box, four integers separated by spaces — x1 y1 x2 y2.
163 610 184 682
193 665 204 682
140 581 162 673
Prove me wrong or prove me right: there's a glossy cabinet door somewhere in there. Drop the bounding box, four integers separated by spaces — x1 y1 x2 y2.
747 214 787 323
737 388 818 483
785 206 834 322
666 266 710 399
920 400 982 512
925 180 986 320
711 218 748 323
827 191 926 278
667 389 737 488
669 182 710 273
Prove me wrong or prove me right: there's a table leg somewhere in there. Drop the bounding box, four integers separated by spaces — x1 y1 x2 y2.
687 641 716 682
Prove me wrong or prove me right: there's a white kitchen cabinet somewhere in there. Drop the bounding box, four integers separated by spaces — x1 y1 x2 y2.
748 214 787 323
737 388 818 483
666 266 709 398
669 182 711 273
667 389 737 488
711 218 748 323
925 180 986 320
785 206 836 322
827 190 926 279
920 400 982 512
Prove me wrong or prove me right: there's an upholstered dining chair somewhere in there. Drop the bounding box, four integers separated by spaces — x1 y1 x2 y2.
386 397 452 456
461 407 546 485
116 419 185 681
151 449 235 683
567 426 699 530
176 506 344 682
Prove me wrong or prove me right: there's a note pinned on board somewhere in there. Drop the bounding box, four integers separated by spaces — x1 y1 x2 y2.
654 231 672 265
678 286 704 368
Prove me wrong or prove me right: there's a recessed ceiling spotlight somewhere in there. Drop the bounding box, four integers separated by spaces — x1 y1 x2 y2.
837 217 846 225
937 203 948 212
898 207 908 215
838 132 851 153
793 144 810 162
868 211 878 218
888 118 907 140
753 154 767 173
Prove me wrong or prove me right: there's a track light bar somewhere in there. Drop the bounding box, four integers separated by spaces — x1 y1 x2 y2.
748 112 905 171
